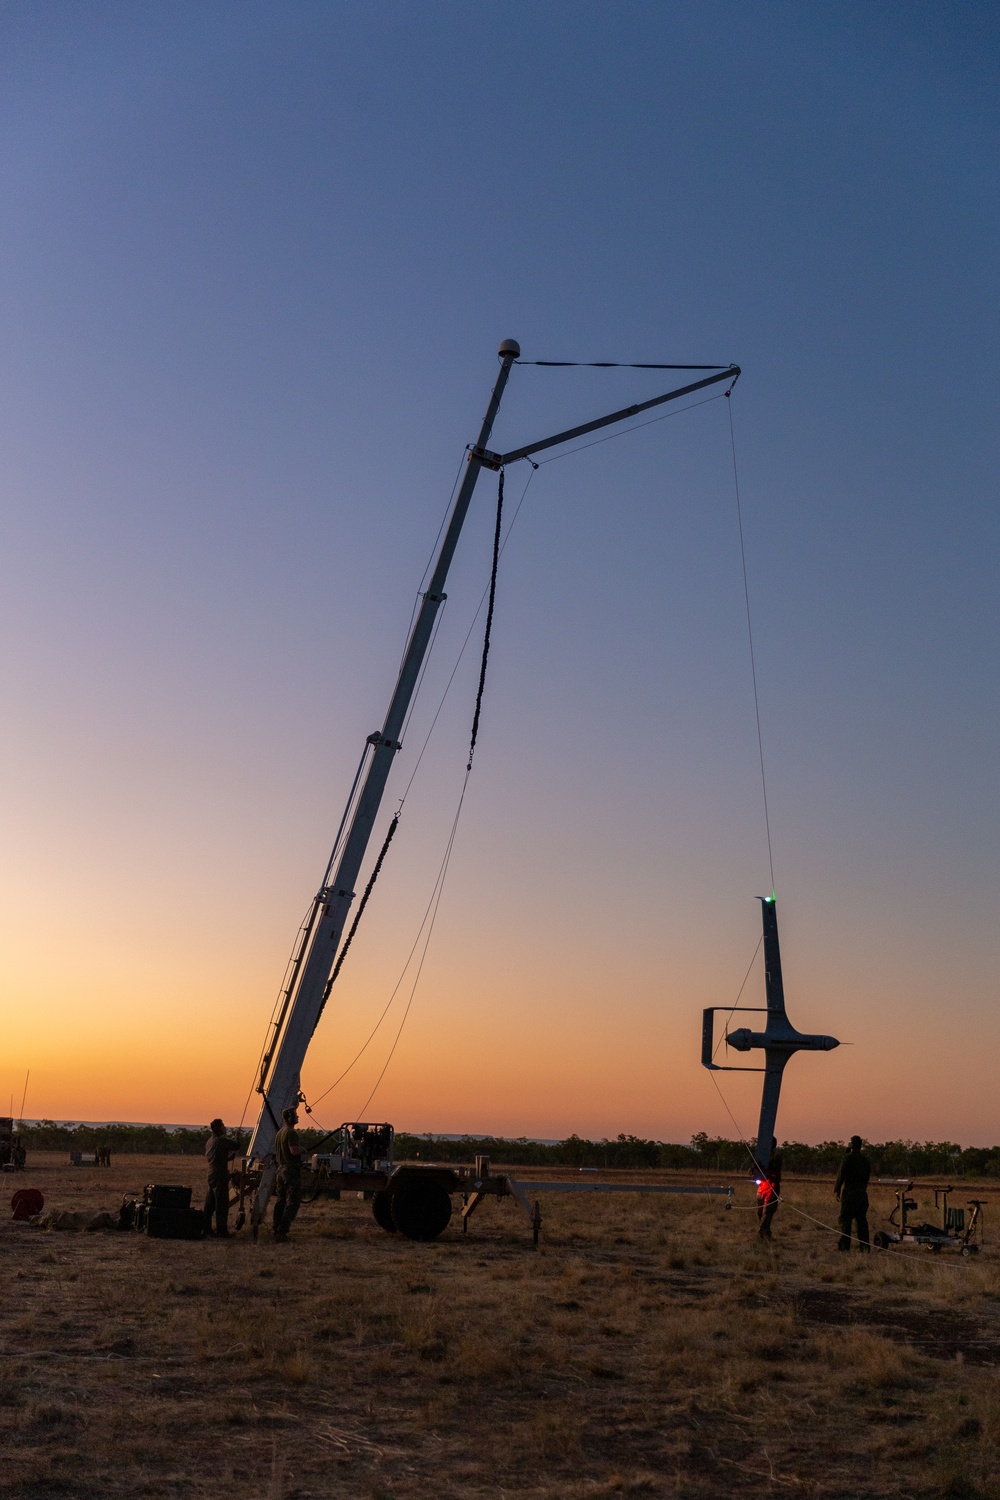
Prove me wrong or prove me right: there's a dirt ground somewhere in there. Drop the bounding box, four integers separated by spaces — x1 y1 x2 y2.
4 1154 1000 1499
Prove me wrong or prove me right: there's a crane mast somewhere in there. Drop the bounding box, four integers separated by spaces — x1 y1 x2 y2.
247 339 522 1161
248 342 741 1164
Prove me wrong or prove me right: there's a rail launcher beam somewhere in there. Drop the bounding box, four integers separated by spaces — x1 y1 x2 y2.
234 1125 733 1247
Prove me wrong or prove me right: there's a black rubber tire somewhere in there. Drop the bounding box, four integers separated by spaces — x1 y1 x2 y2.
872 1232 890 1250
390 1179 453 1241
372 1190 397 1233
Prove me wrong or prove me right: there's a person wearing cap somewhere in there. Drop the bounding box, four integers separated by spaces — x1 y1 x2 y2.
204 1118 238 1237
273 1106 303 1242
834 1135 871 1251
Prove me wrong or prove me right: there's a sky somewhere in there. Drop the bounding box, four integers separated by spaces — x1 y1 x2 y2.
1 1 998 1145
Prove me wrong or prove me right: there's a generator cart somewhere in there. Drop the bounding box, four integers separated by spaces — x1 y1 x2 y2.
873 1182 984 1255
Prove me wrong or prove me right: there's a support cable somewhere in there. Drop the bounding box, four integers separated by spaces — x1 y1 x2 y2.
712 935 764 1063
727 392 775 895
516 360 732 370
468 469 503 769
354 774 467 1118
314 813 400 1027
398 447 469 672
306 469 509 1115
399 463 536 803
535 391 727 468
237 893 325 1134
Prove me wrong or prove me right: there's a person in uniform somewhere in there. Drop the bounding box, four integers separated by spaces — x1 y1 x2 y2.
834 1134 871 1251
204 1118 238 1237
756 1137 782 1240
273 1106 303 1242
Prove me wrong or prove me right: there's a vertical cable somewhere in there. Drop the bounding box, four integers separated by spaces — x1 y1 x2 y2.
727 393 775 895
468 469 504 770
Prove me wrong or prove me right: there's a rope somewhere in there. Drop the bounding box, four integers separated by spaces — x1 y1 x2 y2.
355 775 468 1118
536 391 727 468
237 893 324 1134
468 469 503 769
305 798 460 1118
399 463 536 804
727 392 775 895
401 447 468 659
306 470 511 1118
314 814 400 1027
712 935 764 1062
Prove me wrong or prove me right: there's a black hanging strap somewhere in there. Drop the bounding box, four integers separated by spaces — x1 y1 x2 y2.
468 469 504 770
315 813 400 1023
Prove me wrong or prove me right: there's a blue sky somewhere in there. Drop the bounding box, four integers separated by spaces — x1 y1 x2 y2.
1 2 997 1140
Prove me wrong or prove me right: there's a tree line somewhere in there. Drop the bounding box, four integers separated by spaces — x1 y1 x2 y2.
17 1121 1000 1177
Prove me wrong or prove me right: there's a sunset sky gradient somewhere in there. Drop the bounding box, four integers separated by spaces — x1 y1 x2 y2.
1 2 998 1144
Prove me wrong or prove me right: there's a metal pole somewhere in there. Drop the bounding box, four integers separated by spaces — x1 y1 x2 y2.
248 340 520 1160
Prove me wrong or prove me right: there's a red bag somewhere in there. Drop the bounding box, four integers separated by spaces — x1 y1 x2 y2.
11 1188 44 1221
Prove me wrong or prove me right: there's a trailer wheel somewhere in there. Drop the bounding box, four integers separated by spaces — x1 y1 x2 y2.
372 1190 397 1233
391 1179 452 1241
872 1232 890 1250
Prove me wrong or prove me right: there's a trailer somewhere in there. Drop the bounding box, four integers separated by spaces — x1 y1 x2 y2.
234 1120 733 1245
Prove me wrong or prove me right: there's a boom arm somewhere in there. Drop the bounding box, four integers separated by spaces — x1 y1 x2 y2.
247 339 521 1159
249 344 741 1161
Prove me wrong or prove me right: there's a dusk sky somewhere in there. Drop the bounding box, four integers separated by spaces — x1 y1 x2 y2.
2 2 997 1145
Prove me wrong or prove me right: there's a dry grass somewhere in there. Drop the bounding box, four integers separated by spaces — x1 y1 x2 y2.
3 1155 1000 1498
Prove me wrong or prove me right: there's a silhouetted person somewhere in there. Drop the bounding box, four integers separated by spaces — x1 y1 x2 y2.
204 1118 238 1237
273 1107 303 1242
756 1138 782 1240
835 1135 870 1251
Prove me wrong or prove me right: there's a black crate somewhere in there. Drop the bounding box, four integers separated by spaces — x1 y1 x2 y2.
144 1184 192 1211
145 1206 206 1240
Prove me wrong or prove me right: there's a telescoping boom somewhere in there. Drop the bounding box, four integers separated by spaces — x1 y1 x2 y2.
249 341 740 1165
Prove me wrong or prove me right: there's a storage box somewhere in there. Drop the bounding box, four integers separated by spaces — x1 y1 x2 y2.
143 1184 192 1210
145 1206 206 1240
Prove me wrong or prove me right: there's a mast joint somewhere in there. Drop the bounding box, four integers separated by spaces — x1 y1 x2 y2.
469 446 503 471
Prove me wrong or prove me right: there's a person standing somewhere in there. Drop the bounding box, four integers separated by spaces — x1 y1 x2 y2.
835 1135 871 1251
273 1106 303 1242
756 1137 783 1240
204 1118 238 1237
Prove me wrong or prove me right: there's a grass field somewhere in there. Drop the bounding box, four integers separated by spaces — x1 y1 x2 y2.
3 1153 1000 1499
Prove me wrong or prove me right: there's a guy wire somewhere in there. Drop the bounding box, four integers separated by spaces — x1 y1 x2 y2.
355 768 469 1118
309 467 516 1115
399 463 536 804
727 393 775 895
712 935 764 1062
